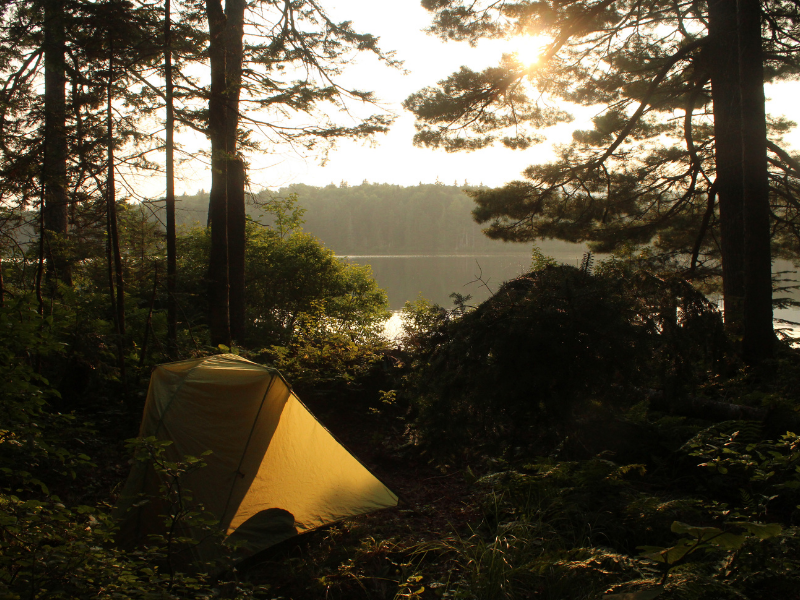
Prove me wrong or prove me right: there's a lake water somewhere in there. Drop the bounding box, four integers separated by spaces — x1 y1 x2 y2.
344 240 589 310
344 249 800 341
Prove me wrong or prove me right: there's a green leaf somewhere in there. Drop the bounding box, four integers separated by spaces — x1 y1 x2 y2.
670 521 722 541
638 540 696 564
731 521 783 539
604 589 663 600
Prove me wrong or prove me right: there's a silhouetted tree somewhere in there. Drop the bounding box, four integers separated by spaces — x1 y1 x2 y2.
407 0 799 361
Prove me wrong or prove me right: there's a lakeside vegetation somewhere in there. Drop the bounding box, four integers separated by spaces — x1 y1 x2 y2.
3 238 800 599
3 0 800 597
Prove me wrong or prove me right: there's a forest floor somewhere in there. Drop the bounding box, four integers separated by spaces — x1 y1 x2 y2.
240 391 482 599
87 355 800 600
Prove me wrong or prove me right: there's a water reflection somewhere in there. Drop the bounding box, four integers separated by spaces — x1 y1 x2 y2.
346 252 800 342
346 252 589 311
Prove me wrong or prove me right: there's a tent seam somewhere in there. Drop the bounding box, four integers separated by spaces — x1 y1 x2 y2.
219 373 279 528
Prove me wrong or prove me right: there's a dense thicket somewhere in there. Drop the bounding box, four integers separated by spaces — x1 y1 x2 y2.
400 259 728 452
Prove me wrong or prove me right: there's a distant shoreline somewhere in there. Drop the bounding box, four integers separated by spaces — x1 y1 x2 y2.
341 253 533 259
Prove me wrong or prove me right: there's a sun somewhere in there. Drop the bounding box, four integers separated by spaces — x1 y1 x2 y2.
509 34 552 68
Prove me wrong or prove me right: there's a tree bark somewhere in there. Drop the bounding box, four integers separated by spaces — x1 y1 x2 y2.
206 0 246 347
43 0 70 285
708 0 745 336
0 257 5 309
225 0 246 342
107 37 126 378
165 0 177 354
227 157 246 341
737 0 774 362
206 0 230 347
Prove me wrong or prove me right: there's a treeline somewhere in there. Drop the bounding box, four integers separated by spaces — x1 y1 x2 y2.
172 182 531 255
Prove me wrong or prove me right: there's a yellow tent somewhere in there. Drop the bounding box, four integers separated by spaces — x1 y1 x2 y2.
115 354 398 564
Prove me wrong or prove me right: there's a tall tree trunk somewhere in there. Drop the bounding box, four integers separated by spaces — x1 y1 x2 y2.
206 0 230 347
165 0 177 354
708 0 745 336
36 194 45 316
737 0 774 362
107 37 126 377
43 0 70 285
225 0 246 342
227 157 246 341
0 257 5 309
206 0 246 346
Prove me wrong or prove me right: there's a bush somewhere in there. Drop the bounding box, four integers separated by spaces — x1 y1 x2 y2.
245 226 389 347
401 261 727 452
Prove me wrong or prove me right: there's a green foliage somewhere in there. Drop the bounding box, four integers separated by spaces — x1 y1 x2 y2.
177 220 389 343
398 294 449 353
403 60 565 152
681 423 800 519
530 245 558 271
0 476 271 599
240 223 390 388
401 261 727 451
405 441 800 600
0 495 140 600
255 192 306 240
260 302 388 389
0 297 92 496
245 226 389 346
628 424 800 595
404 462 664 600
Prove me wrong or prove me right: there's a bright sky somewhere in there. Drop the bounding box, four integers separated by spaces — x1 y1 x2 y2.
164 0 800 196
165 0 586 195
242 0 571 191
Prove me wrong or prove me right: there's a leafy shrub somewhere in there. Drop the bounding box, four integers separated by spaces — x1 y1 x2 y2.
0 298 92 496
680 421 800 521
177 223 390 388
402 261 727 452
245 227 389 348
261 309 388 390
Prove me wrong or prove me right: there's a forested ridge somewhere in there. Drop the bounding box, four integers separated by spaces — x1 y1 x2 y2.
173 183 532 255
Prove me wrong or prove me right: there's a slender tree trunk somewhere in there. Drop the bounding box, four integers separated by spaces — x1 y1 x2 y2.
227 157 246 341
737 0 774 362
224 0 246 342
36 197 45 316
139 263 158 366
0 257 5 309
43 0 70 285
206 0 231 347
107 38 126 377
708 0 745 336
165 0 177 354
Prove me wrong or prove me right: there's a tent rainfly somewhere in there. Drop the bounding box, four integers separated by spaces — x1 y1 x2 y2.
115 354 398 564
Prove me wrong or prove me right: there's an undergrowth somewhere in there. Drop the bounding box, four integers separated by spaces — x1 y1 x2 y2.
4 263 800 599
